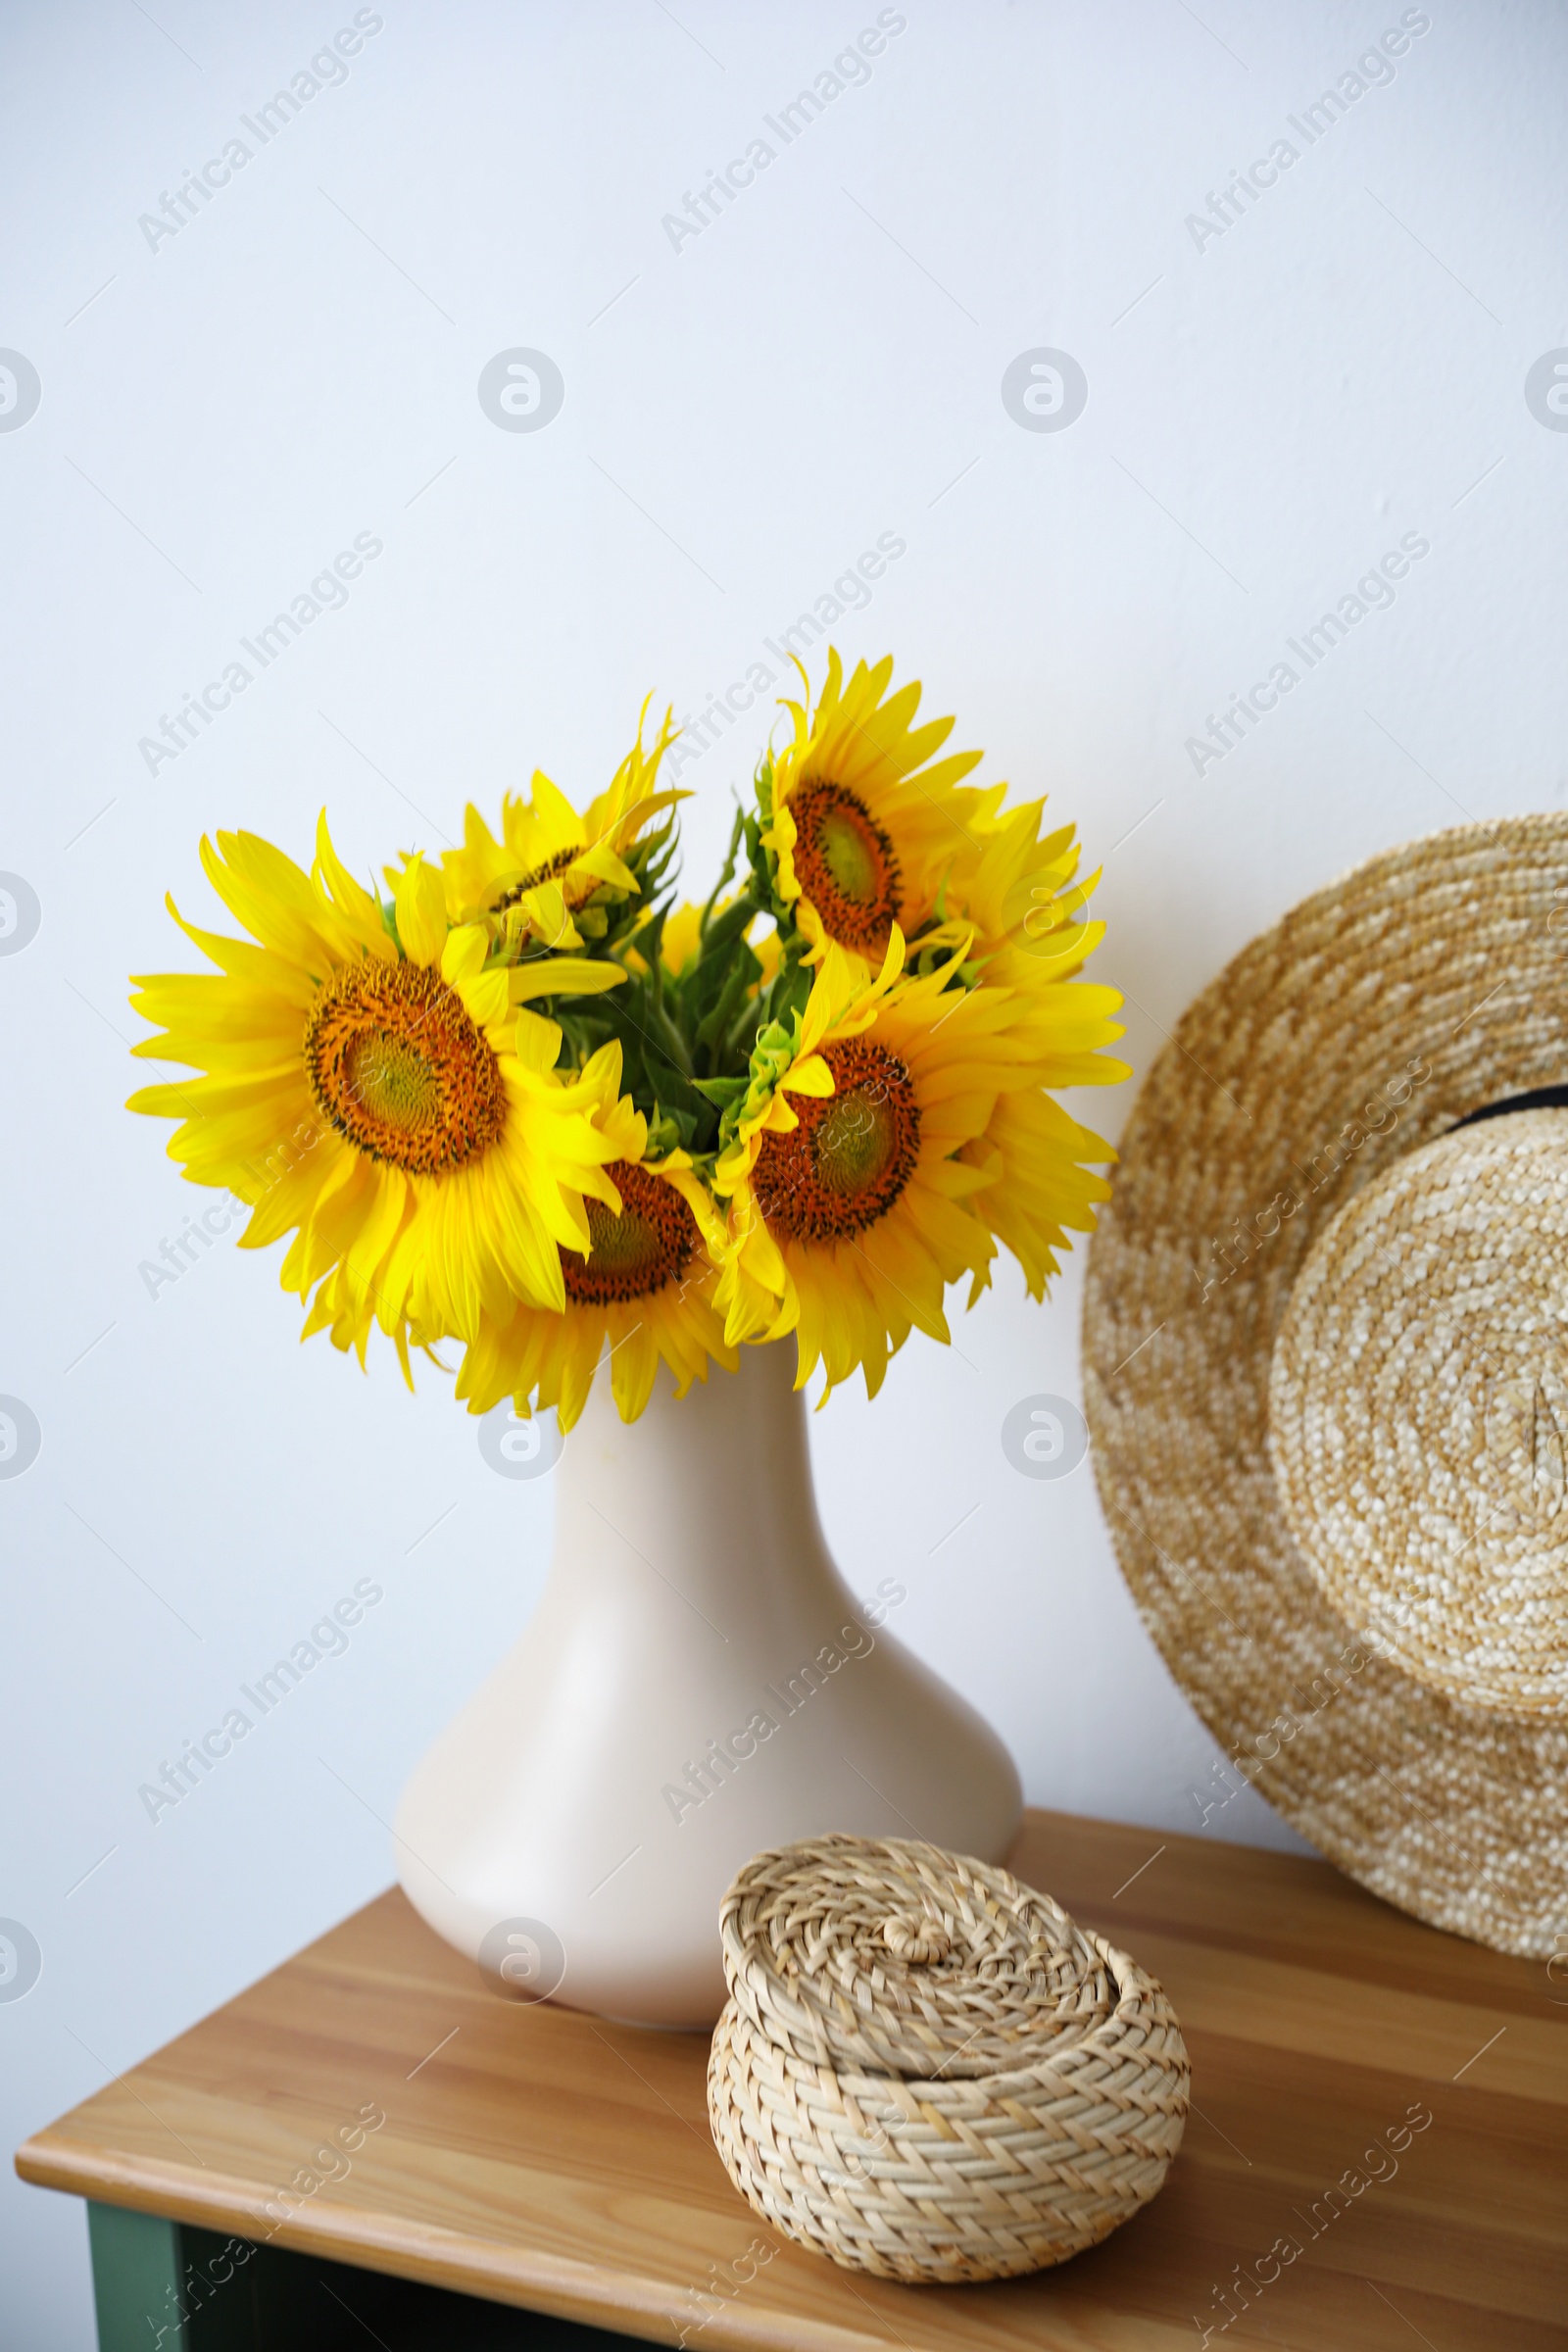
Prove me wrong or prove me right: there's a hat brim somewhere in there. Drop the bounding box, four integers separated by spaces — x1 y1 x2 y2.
1083 814 1568 1955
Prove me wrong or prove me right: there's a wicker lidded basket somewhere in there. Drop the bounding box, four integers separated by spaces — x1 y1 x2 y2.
707 1835 1190 2282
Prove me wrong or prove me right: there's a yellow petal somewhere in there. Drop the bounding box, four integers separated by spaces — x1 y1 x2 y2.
781 1053 834 1099
440 924 488 986
314 813 394 958
395 855 447 967
514 1009 564 1071
510 957 628 1003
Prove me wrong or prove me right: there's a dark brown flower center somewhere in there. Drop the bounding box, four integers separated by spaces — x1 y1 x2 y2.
789 780 903 954
562 1159 699 1304
754 1040 920 1244
303 960 506 1175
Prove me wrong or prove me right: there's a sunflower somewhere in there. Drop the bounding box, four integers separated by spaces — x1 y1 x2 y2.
710 934 1055 1400
437 708 682 958
761 652 984 967
455 1042 737 1430
128 821 627 1378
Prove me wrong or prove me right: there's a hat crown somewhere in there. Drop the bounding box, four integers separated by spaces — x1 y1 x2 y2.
1268 1107 1568 1717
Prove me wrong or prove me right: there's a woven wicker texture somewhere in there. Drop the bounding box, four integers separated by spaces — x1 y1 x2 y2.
1083 814 1568 1957
1270 1109 1568 1718
707 1835 1189 2282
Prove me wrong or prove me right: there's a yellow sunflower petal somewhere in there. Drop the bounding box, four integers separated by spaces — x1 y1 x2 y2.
395 855 448 968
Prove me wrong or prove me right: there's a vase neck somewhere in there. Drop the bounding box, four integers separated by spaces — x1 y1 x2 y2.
548 1342 848 1618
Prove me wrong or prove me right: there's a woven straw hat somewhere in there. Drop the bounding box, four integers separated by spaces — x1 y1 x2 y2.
1084 814 1568 1956
708 1834 1188 2281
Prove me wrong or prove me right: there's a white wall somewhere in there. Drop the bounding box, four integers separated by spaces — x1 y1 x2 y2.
4 1 1564 2337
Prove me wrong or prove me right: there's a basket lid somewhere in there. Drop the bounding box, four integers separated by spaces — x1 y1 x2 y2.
717 1834 1120 2080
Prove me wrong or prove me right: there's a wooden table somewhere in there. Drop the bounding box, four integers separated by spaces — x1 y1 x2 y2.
17 1810 1568 2350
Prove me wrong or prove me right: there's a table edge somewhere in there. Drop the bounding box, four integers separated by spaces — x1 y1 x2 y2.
13 2130 946 2352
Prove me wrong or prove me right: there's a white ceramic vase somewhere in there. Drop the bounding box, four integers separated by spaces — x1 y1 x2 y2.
394 1340 1022 2027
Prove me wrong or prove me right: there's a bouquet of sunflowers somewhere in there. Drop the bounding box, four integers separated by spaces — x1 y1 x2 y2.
129 654 1127 1429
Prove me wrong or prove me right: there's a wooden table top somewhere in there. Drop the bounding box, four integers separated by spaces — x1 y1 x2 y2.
17 1809 1568 2350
